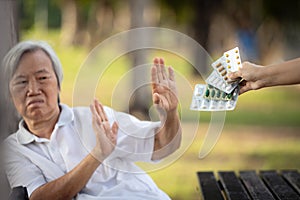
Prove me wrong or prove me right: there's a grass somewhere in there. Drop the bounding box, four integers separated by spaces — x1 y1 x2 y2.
21 29 300 200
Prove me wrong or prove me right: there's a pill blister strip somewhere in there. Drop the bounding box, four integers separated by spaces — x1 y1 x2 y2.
190 47 241 111
206 47 241 93
223 47 242 72
206 70 239 94
190 84 239 111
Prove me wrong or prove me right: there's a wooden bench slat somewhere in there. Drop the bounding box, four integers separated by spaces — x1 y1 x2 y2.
282 170 300 195
197 172 224 200
260 170 300 200
218 171 251 200
239 170 275 200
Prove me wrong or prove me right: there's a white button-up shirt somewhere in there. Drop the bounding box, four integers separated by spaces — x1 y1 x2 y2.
4 104 170 200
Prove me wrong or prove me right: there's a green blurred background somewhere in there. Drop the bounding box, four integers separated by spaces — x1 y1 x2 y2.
2 0 300 199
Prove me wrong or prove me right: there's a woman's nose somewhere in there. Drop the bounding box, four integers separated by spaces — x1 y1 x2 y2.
27 80 41 96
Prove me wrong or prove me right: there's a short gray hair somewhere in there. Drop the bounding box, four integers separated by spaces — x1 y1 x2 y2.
3 40 63 92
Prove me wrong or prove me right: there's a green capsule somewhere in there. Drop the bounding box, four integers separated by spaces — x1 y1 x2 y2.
227 93 232 99
216 90 221 98
211 89 216 98
205 89 210 97
222 92 227 99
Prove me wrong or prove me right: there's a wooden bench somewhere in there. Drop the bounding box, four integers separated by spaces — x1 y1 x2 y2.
197 170 300 200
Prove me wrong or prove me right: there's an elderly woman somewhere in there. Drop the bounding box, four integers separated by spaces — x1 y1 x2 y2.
3 41 181 200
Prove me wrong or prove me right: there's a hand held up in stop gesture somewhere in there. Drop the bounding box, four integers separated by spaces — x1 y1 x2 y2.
90 99 118 162
151 57 178 120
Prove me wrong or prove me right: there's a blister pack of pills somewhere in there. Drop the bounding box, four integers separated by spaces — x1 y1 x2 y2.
190 84 239 111
218 47 242 74
206 70 239 94
206 47 242 93
190 47 241 111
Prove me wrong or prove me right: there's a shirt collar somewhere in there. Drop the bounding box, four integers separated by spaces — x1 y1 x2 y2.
16 104 74 145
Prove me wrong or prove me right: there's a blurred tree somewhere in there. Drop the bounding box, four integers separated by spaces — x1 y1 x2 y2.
86 0 115 48
158 0 222 74
0 0 19 142
262 0 300 60
19 0 61 30
0 0 19 198
19 0 35 30
60 0 119 48
60 0 78 46
35 0 48 30
128 0 155 119
190 0 222 75
48 0 61 28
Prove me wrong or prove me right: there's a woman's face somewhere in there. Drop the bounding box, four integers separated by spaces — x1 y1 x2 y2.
9 49 60 122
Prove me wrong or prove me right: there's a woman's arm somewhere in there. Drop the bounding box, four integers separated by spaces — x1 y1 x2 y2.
150 58 182 160
228 58 300 94
30 154 100 200
263 58 300 87
30 100 118 200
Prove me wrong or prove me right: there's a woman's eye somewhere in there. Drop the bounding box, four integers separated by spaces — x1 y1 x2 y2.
39 76 48 80
17 80 27 85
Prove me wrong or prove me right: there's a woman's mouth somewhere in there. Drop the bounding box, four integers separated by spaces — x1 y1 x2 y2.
27 99 44 107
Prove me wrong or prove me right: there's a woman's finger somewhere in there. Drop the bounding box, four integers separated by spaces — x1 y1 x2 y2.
168 66 175 81
153 93 160 105
112 122 118 133
90 103 101 126
151 63 159 88
94 99 108 122
159 58 167 80
155 58 164 83
228 71 242 80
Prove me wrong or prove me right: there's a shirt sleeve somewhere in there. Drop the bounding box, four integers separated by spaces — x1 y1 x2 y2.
3 136 46 197
104 107 161 162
